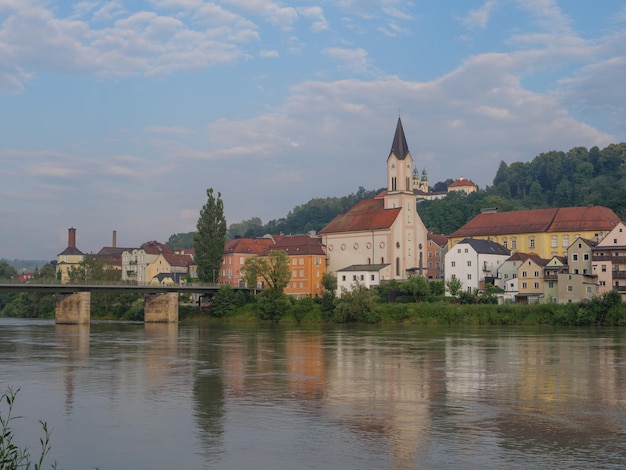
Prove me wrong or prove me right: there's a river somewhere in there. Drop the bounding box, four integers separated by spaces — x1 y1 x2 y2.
1 318 625 469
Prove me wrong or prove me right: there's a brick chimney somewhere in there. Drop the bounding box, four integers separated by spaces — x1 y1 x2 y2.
68 227 77 248
112 230 117 248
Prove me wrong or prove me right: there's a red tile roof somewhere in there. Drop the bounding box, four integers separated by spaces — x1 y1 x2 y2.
449 206 621 238
270 234 325 256
162 253 193 267
224 237 274 255
319 198 401 234
428 233 448 246
448 177 477 188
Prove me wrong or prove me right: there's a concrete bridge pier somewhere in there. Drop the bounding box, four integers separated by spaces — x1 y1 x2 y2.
56 292 91 324
144 292 179 323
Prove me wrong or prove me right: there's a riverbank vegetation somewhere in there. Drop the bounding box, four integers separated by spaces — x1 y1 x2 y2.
3 275 626 327
1 388 56 470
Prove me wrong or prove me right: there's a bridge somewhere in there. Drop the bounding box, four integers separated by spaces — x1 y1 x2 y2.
0 282 244 324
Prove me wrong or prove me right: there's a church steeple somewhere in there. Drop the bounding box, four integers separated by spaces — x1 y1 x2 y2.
389 116 410 160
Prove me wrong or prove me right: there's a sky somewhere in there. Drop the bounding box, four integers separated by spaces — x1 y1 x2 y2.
1 0 626 261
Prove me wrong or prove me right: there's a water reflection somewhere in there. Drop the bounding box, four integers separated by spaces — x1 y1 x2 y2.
55 323 90 414
1 320 625 469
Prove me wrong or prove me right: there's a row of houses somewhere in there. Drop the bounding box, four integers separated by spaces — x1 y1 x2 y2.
54 117 626 305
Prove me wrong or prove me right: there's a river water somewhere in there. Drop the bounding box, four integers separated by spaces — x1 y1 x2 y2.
1 318 625 469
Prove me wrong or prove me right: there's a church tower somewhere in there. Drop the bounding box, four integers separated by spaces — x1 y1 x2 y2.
386 117 413 195
383 117 428 277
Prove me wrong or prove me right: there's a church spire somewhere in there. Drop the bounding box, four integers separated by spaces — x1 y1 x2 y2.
389 116 410 160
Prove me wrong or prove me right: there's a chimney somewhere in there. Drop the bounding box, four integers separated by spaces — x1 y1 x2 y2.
68 227 76 248
112 230 117 248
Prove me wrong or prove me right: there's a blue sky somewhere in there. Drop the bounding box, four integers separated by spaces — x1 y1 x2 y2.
1 0 625 260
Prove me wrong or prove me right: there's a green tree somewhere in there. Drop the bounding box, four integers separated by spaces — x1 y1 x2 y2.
0 260 17 280
194 188 227 283
446 275 463 298
319 272 337 320
166 232 195 250
399 275 430 302
255 289 291 323
334 285 380 323
242 250 291 293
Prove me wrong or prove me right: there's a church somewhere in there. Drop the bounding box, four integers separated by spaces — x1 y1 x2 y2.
319 117 429 289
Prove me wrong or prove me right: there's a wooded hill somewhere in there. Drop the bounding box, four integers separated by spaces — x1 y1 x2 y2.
166 142 626 249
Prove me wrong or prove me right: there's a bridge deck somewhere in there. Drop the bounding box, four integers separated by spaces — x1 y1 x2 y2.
0 283 243 294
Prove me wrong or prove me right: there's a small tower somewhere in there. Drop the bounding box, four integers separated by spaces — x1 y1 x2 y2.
420 168 429 193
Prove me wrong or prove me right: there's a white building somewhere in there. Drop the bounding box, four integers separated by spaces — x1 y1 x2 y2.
445 238 510 294
336 264 391 293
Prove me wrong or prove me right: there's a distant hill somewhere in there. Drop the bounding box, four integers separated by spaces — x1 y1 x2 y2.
5 259 52 273
168 142 626 244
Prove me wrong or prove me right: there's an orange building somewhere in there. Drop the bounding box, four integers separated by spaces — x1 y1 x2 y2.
220 236 275 287
272 234 327 298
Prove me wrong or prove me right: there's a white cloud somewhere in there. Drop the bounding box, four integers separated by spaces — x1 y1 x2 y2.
222 0 298 29
298 6 328 32
323 47 372 74
259 48 279 58
460 0 496 30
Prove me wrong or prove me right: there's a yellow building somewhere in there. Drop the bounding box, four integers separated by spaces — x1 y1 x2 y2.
274 234 327 298
56 227 85 283
448 206 621 259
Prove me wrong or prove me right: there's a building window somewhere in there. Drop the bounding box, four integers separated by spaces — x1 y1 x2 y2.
342 275 346 281
428 252 432 257
396 257 400 276
551 236 558 248
586 287 592 294
467 274 472 280
292 270 297 277
467 261 471 267
315 258 321 266
511 237 517 249
529 237 535 249
567 285 573 292
371 275 375 281
299 258 304 265
563 235 569 247
464 248 468 253
299 270 304 277
602 265 607 272
572 254 578 261
428 262 433 268
360 275 364 281
457 248 461 254
292 259 297 265
522 271 527 277
548 281 554 288
584 253 589 261
503 237 508 248
353 275 357 281
534 282 539 289
451 261 456 267
522 282 527 289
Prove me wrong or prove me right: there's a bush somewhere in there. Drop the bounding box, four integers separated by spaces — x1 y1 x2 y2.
1 387 56 469
288 297 317 323
334 285 380 323
254 289 291 323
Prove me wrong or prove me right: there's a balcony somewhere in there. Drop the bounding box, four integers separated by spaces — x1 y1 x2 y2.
612 271 626 279
593 255 626 263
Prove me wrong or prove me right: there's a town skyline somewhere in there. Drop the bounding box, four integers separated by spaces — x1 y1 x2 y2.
2 1 625 259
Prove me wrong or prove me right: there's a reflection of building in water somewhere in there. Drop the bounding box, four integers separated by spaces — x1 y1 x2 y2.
144 323 184 395
285 332 325 400
323 336 433 469
56 324 90 414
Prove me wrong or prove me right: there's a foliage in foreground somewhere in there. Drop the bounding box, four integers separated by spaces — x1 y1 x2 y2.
0 388 56 470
